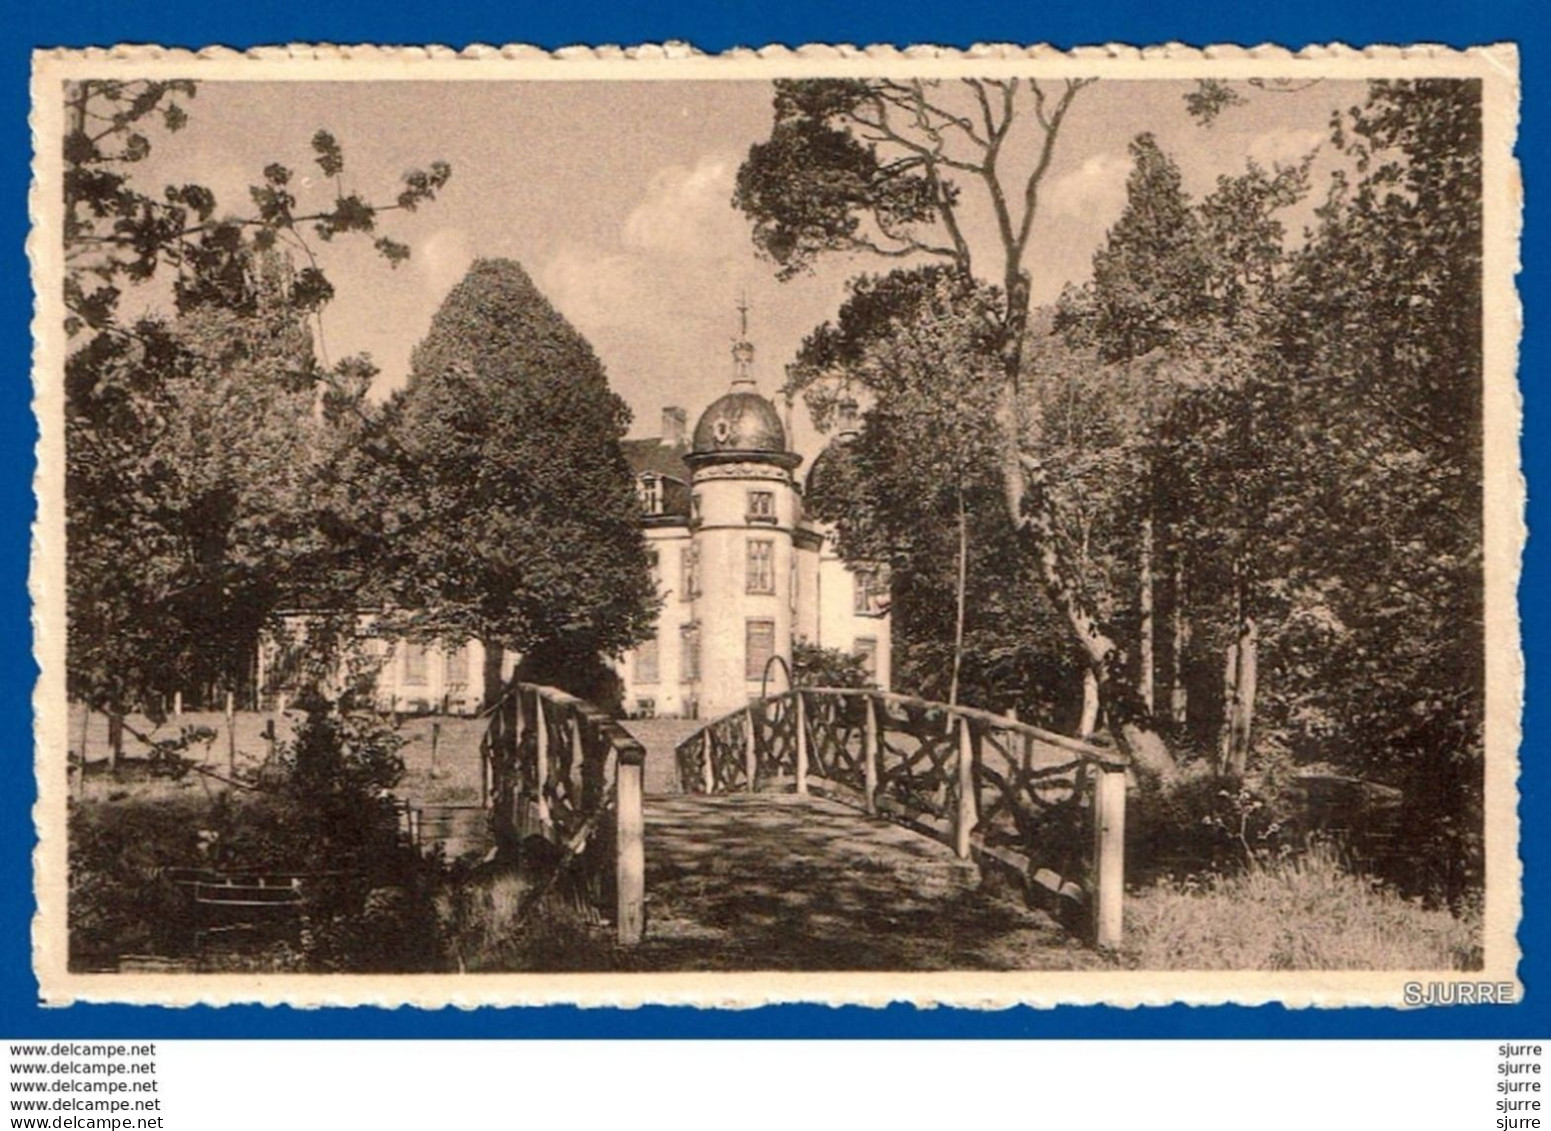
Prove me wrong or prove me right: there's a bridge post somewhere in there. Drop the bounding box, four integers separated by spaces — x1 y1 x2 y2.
701 728 714 794
1091 766 1127 948
744 706 758 791
534 694 552 836
794 692 809 795
863 695 879 815
615 743 646 945
953 715 977 859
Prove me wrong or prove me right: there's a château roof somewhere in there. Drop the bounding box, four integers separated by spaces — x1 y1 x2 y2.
690 389 789 459
621 437 692 483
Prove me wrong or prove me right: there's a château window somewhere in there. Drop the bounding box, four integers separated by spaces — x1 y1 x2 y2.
746 619 776 681
854 567 884 614
403 641 429 686
854 637 878 682
637 474 661 516
746 539 775 594
690 492 703 525
634 637 660 685
747 489 776 523
680 624 701 683
444 643 469 686
680 545 699 601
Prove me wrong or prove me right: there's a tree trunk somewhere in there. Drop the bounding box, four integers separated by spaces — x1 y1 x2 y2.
1078 666 1099 738
107 712 123 773
1005 448 1174 776
1169 552 1188 726
482 643 506 708
1138 512 1154 714
995 272 1173 775
948 490 968 708
1228 617 1258 776
1218 641 1239 775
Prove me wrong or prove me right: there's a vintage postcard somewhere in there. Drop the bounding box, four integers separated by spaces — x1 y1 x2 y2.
30 43 1522 1008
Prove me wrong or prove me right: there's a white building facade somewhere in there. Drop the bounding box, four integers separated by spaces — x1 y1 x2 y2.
616 344 891 722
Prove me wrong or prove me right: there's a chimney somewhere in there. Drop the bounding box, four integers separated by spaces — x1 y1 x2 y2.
661 406 687 448
836 396 860 441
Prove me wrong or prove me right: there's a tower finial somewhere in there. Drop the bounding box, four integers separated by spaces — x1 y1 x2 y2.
730 292 756 387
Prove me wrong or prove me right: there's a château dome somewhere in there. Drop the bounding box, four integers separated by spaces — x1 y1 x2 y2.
690 389 788 457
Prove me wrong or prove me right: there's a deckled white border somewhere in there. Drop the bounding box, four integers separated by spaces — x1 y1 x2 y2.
30 43 1524 1010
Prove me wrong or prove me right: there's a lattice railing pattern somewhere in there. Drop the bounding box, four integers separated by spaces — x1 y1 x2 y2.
479 681 646 944
675 687 1129 947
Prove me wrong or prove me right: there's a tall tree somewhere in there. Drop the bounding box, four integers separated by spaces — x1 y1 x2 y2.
380 259 659 703
734 78 1184 770
61 80 452 717
1271 80 1485 896
1060 133 1311 772
795 270 1083 723
67 254 325 712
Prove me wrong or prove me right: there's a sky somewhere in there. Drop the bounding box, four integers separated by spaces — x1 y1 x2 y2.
120 76 1365 462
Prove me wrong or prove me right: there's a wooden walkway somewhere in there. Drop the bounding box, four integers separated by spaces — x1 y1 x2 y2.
417 713 1108 970
629 792 1103 971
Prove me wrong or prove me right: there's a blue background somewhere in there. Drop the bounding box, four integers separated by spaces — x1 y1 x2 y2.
4 0 1540 1038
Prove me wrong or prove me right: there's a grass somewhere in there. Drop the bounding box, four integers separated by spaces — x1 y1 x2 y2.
1123 844 1482 971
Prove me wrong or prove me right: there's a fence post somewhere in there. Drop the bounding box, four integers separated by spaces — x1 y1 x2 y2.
534 695 552 836
223 692 235 784
1091 765 1127 949
76 705 90 799
863 694 879 815
794 691 809 795
744 705 758 791
954 715 976 859
172 691 183 719
701 728 714 794
615 742 647 945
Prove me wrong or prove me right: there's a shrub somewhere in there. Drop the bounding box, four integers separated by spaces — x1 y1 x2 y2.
69 697 443 972
1127 764 1300 883
69 795 208 967
434 839 606 972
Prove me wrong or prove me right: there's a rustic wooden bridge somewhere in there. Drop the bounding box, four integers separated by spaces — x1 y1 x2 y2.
473 682 1130 967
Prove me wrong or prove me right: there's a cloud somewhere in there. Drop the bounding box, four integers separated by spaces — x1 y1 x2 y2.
416 228 475 300
621 156 743 258
540 154 747 334
1246 128 1325 169
1045 152 1132 229
539 244 656 331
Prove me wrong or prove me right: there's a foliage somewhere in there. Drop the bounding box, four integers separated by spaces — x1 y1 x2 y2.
769 77 1487 902
68 794 208 966
62 81 451 716
735 76 1183 772
792 639 873 689
69 699 442 973
376 259 659 701
794 270 1072 716
1057 81 1485 900
1127 766 1299 883
63 80 449 336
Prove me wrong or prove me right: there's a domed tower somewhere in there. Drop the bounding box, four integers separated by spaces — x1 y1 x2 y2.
684 302 803 720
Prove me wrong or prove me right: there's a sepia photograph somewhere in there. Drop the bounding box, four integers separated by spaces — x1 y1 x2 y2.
29 46 1521 1006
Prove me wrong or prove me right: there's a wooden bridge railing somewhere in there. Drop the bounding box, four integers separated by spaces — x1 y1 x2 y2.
479 681 645 945
674 688 1129 948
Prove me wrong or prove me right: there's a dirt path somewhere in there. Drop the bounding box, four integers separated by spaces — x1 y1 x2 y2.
623 792 1106 971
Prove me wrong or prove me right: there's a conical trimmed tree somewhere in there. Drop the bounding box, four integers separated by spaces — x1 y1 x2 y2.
384 258 658 706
